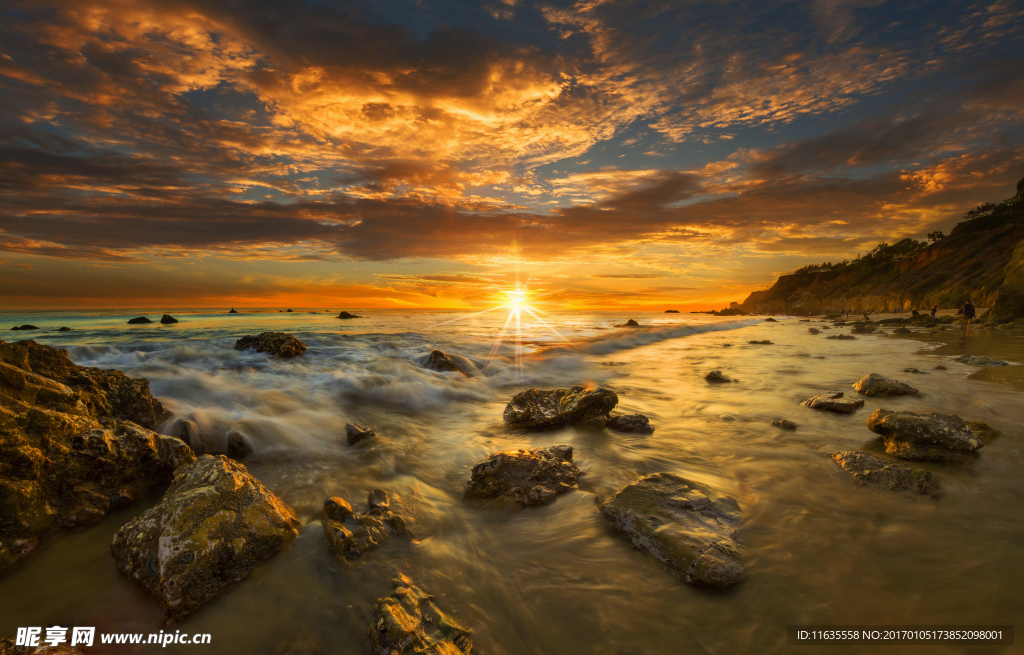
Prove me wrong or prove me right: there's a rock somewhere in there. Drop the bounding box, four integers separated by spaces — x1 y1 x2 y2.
748 340 772 345
503 385 618 430
321 490 413 560
336 311 361 319
821 326 831 329
226 431 252 459
600 472 743 588
852 374 919 397
234 332 308 358
866 409 998 463
721 343 732 347
771 419 797 430
368 574 472 655
110 455 301 623
829 450 940 498
127 317 152 324
622 319 640 327
893 326 911 334
423 350 464 374
850 324 876 334
664 310 679 313
607 414 654 433
160 314 179 324
807 328 820 334
228 308 239 314
934 365 948 370
764 318 777 322
952 355 1009 367
704 370 733 383
463 445 581 510
802 392 864 414
345 423 376 445
286 309 293 312
0 339 185 570
10 325 39 331
826 334 857 340
57 327 72 332
902 368 927 374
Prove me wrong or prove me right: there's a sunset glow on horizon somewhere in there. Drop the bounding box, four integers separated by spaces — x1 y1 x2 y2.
1 0 1022 310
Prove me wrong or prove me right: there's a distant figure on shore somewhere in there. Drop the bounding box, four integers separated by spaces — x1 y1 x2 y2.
961 299 976 335
930 305 937 318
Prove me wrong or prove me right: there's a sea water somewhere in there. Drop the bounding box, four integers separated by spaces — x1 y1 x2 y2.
0 309 1021 654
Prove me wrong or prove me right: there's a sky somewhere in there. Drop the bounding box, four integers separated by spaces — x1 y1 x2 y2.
1 0 1023 310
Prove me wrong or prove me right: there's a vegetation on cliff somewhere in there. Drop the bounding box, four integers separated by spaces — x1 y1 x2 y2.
739 177 1024 317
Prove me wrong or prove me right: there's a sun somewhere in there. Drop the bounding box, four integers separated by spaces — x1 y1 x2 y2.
505 289 527 310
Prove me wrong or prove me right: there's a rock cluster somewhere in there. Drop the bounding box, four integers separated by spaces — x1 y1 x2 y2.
600 473 743 588
852 374 918 397
464 445 581 511
748 340 773 345
802 391 864 414
829 450 939 498
503 385 618 430
234 332 308 358
952 355 1009 367
826 334 856 340
0 339 187 570
368 574 472 655
321 489 413 560
110 455 300 623
866 409 998 463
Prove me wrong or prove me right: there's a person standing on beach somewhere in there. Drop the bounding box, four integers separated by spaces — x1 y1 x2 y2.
930 305 937 318
961 299 976 334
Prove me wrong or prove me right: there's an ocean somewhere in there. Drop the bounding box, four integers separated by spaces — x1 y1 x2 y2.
1 308 1022 654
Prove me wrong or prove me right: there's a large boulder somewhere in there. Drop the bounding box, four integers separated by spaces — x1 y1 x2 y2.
852 374 918 397
0 340 186 570
110 455 301 623
802 392 864 414
606 414 654 433
337 311 362 319
321 490 413 560
829 450 939 498
234 332 307 358
503 385 618 430
866 409 998 463
704 370 733 383
600 473 743 588
464 445 581 511
160 314 179 324
368 574 472 655
422 350 465 374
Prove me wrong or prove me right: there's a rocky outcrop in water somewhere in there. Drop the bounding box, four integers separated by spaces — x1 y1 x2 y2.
423 349 465 374
829 450 940 498
620 319 641 327
110 455 301 623
160 314 178 324
802 392 864 414
228 308 239 314
852 374 918 397
866 409 997 463
464 445 581 511
321 490 413 560
704 370 733 383
807 328 820 335
57 327 72 332
234 332 308 358
850 323 876 334
748 340 772 345
952 355 1009 367
0 339 186 570
771 419 797 430
826 334 856 340
369 574 472 655
9 326 38 331
606 414 654 433
337 311 361 319
346 423 376 445
127 317 152 324
600 472 743 588
665 310 679 313
503 385 618 430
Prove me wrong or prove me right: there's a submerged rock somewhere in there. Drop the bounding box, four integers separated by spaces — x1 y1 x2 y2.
321 489 413 560
866 409 998 463
464 445 581 511
110 455 301 623
127 317 152 324
57 327 72 332
807 328 820 335
771 419 797 430
337 311 361 319
423 349 465 374
826 334 857 340
934 365 948 370
9 325 39 331
952 355 1009 367
0 339 184 570
600 472 743 588
829 450 940 499
704 370 734 383
369 574 472 655
607 414 654 433
234 332 307 358
345 423 376 445
503 385 618 430
748 340 772 345
852 374 918 397
802 392 864 414
160 314 178 324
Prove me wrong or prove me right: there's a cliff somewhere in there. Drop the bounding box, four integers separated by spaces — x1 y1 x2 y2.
740 177 1024 319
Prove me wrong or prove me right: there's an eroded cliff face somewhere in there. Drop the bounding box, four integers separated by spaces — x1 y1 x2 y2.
981 238 1024 324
